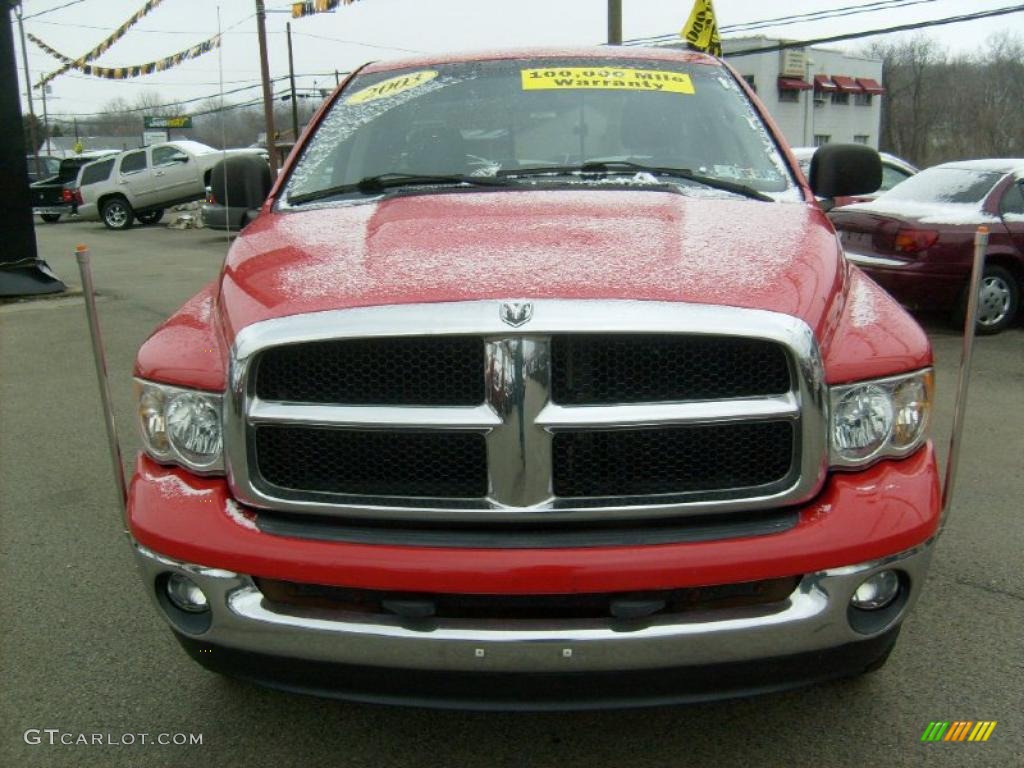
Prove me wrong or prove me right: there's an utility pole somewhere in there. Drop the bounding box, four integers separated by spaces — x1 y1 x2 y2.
286 21 298 141
607 0 622 45
41 83 51 155
14 2 40 176
255 0 278 174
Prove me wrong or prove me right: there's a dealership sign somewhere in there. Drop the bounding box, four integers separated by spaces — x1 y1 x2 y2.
143 115 192 129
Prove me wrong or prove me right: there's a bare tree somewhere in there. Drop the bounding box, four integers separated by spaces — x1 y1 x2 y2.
865 32 1024 166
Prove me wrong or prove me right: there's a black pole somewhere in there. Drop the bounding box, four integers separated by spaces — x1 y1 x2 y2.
14 3 40 177
0 1 64 296
608 0 622 45
287 21 298 141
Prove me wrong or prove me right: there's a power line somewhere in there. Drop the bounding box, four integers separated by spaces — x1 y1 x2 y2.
46 71 344 117
21 0 89 21
626 0 945 46
290 30 427 55
724 2 1024 57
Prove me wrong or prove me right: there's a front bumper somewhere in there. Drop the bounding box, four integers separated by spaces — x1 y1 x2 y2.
136 541 930 707
130 446 940 707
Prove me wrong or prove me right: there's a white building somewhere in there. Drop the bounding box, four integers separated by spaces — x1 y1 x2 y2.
719 37 885 150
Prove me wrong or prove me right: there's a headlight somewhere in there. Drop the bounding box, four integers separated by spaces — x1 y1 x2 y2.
135 380 224 473
829 369 933 468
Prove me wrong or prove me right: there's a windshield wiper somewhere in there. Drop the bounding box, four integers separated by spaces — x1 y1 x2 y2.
288 172 509 206
498 161 773 202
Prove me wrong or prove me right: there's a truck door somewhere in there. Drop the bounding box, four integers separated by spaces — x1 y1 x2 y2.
151 144 202 203
118 149 155 205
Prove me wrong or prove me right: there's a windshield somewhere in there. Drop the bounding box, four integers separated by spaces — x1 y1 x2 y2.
879 167 1003 204
283 57 798 205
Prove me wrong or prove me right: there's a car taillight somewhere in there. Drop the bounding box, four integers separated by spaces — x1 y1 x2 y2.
893 228 939 254
61 188 72 203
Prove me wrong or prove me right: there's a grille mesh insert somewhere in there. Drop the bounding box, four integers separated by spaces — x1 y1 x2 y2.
551 334 790 404
553 422 794 497
255 336 485 406
255 427 488 498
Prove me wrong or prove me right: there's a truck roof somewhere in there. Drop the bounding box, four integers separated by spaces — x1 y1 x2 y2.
361 46 720 75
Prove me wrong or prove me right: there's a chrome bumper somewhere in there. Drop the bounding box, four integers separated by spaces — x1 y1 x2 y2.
134 540 933 674
33 206 71 216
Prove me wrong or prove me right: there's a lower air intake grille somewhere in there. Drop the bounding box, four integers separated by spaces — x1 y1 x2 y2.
255 427 488 498
553 422 794 498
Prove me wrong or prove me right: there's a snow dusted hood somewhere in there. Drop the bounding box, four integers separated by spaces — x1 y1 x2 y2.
219 189 844 341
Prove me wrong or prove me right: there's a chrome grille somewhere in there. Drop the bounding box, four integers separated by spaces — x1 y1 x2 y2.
226 301 828 523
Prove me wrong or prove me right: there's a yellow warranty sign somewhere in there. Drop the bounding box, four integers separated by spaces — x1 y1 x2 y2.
521 67 695 94
345 70 439 105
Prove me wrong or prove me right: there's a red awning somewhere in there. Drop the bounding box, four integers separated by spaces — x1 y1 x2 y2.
830 75 863 93
857 77 886 95
813 74 837 92
777 76 812 91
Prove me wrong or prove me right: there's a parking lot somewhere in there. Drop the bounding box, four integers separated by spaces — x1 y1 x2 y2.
1 220 1021 768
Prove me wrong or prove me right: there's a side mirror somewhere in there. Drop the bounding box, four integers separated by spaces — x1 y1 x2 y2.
809 144 882 201
210 154 273 212
173 154 189 164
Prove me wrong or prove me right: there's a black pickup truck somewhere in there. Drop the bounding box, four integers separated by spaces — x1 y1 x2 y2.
30 152 117 222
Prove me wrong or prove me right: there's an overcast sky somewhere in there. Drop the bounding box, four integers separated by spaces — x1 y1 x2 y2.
14 0 1022 121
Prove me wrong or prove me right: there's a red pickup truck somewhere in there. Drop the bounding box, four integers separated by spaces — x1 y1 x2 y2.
128 48 939 708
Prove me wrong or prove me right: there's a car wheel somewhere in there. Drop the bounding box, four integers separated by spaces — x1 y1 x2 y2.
40 213 61 223
972 265 1019 335
137 209 164 226
101 197 134 230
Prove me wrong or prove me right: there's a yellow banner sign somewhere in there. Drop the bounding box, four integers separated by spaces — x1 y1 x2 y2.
521 68 695 94
681 0 722 57
345 70 439 105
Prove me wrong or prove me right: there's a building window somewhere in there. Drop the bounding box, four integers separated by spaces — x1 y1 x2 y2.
814 134 831 147
778 89 800 103
741 74 756 93
831 92 850 105
853 135 870 145
854 93 873 106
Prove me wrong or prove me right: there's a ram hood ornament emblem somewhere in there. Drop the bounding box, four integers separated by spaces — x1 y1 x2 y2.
499 301 533 327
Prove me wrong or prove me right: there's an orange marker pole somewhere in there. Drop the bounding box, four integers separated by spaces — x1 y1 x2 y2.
75 244 128 526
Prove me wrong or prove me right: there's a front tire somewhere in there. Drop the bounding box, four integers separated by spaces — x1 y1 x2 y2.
101 197 134 230
137 209 164 226
40 213 61 223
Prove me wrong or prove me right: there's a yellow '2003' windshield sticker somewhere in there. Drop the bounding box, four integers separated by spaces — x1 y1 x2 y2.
521 67 695 94
345 70 439 105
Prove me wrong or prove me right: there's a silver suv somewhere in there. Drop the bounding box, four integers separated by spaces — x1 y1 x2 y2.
76 141 264 230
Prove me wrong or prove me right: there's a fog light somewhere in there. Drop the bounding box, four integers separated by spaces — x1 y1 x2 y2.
165 573 210 613
851 570 900 610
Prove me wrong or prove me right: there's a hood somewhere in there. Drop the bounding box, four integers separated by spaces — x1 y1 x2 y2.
220 189 843 341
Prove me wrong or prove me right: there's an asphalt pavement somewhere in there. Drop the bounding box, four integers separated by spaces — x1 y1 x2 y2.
1 219 1021 768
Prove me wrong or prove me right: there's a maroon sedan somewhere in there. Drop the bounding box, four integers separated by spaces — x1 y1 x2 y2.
830 160 1024 333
